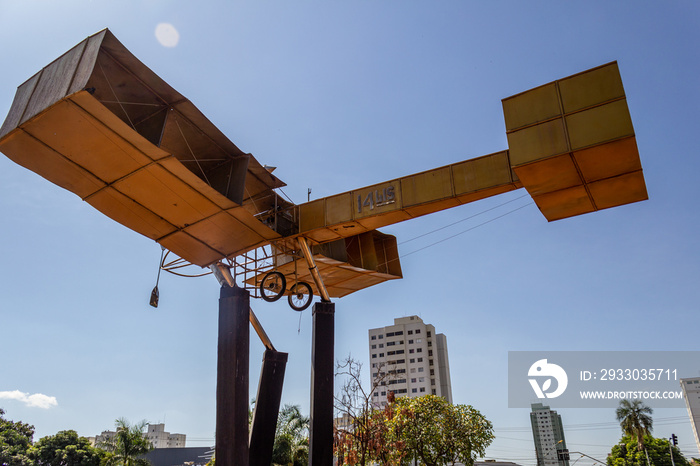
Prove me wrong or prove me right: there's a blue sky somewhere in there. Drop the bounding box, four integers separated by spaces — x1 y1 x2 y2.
0 1 699 463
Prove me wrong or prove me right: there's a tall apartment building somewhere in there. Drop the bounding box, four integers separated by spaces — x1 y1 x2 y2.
530 403 569 466
680 377 700 455
368 315 452 407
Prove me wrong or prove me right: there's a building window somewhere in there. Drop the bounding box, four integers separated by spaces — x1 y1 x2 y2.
417 348 422 353
397 359 405 364
428 350 433 356
412 388 418 393
378 335 383 339
387 341 395 346
418 367 424 373
387 332 394 337
371 335 376 340
431 378 435 385
408 339 414 344
379 353 384 357
379 343 384 348
420 387 426 393
417 358 423 362
427 331 432 337
411 378 417 383
409 358 415 363
408 330 413 335
409 349 415 354
415 329 421 334
371 344 376 349
395 331 403 336
372 354 377 359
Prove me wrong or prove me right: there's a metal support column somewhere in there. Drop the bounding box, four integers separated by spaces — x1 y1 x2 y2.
308 301 335 466
216 285 250 466
249 349 288 466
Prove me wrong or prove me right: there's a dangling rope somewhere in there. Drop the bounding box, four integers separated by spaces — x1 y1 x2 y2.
150 246 165 308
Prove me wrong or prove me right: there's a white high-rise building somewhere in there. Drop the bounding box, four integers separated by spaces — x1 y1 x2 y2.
680 377 700 455
530 403 569 466
368 315 452 407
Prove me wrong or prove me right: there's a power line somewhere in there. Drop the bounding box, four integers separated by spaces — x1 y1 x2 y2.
495 416 690 433
399 194 531 246
401 201 533 258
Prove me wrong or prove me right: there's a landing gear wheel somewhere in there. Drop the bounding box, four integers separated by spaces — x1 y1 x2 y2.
260 272 286 302
288 282 313 311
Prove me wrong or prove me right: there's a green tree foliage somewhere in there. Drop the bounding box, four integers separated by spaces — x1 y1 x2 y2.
616 400 653 451
334 393 494 466
608 435 690 466
29 430 105 466
389 395 494 466
97 418 153 466
0 408 34 466
272 404 309 466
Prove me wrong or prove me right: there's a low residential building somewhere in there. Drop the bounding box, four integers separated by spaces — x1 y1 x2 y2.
146 423 186 448
92 423 186 449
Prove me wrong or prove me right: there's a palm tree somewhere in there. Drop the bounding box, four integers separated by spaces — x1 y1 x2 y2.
616 399 654 466
98 418 153 466
272 405 309 466
616 399 653 451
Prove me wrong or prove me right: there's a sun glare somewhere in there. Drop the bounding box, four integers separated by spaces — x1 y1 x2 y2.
155 23 180 47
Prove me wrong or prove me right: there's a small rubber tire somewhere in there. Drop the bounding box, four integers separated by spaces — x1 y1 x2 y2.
260 271 286 302
288 281 313 311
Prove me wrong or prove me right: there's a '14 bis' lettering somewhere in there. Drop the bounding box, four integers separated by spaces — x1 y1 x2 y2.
357 186 396 213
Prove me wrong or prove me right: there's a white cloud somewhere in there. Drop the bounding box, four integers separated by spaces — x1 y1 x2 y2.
0 390 58 409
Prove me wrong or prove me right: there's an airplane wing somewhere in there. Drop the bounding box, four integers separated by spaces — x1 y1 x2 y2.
0 29 287 267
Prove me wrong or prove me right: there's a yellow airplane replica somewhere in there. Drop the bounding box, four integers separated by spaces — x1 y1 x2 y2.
0 29 647 310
